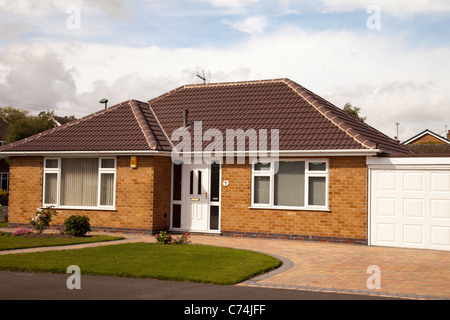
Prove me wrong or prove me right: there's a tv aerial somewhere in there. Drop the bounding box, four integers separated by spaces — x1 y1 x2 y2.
196 70 210 84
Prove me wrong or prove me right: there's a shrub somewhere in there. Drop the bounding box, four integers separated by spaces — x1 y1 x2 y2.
64 215 91 237
172 233 191 245
155 231 191 245
12 228 32 236
29 206 58 233
155 231 172 244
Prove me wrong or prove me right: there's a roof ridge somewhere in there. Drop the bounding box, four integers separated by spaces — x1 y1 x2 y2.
128 99 159 150
183 78 288 89
282 79 378 150
146 102 175 150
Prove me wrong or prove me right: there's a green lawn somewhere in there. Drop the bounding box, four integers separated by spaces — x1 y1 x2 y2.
0 242 281 285
0 232 124 251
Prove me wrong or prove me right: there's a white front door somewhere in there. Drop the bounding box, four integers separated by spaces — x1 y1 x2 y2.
181 164 210 231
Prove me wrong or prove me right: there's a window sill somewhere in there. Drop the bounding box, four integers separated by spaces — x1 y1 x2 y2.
248 206 330 212
43 206 117 211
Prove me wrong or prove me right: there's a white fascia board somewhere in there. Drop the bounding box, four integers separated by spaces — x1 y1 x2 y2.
367 156 450 169
1 149 381 157
175 149 381 157
403 130 450 145
0 150 172 157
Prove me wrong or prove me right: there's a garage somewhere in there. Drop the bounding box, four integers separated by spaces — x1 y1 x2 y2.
368 157 450 251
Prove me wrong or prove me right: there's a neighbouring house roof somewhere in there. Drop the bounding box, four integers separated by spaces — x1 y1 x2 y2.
0 78 411 155
406 143 450 156
403 129 450 145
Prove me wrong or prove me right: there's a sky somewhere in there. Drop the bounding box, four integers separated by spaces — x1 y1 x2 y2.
0 0 449 142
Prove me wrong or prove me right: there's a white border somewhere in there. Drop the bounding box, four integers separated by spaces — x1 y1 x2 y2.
250 158 329 211
42 157 117 210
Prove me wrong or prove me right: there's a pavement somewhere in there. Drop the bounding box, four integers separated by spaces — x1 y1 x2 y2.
1 228 449 300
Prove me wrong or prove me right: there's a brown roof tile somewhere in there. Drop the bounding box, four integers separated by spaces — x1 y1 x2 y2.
0 78 411 155
0 100 171 153
148 78 410 154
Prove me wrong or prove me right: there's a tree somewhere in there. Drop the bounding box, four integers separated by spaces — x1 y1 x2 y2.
343 102 367 123
0 107 62 144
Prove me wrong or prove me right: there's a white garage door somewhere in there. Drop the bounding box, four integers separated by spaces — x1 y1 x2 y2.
370 162 450 251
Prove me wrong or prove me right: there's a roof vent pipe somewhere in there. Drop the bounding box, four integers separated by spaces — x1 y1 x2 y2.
183 109 189 128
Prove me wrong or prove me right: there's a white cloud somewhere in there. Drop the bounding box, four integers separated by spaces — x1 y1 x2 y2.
199 0 259 9
314 0 450 17
0 43 77 114
223 16 268 35
0 0 129 18
0 21 449 138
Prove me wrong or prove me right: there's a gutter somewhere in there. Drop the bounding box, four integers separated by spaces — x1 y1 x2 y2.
0 150 172 157
0 149 382 157
174 149 382 157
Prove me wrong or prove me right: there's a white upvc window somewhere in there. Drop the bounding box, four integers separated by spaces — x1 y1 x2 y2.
251 159 329 211
43 157 116 209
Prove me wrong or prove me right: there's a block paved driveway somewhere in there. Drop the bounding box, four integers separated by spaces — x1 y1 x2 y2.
1 229 449 299
183 235 450 300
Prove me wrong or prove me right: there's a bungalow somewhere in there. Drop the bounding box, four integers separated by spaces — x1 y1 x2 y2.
0 78 413 245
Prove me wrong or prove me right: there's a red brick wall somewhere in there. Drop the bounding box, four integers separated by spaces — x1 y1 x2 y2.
8 157 43 224
220 157 367 242
409 134 445 144
8 156 171 233
8 155 367 242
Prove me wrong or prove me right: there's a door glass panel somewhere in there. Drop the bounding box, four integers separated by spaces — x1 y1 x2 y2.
210 205 219 230
189 170 193 195
198 170 202 195
210 163 220 202
173 164 182 201
172 204 181 228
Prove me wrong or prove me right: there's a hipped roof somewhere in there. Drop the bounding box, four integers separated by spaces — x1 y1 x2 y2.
0 78 411 155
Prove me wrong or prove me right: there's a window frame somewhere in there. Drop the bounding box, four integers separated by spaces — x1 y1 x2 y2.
42 157 116 210
0 172 10 191
250 159 329 211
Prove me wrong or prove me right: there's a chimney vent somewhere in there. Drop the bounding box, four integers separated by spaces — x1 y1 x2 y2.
447 130 450 140
183 109 189 128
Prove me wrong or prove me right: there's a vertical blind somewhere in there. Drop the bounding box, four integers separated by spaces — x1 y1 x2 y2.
43 157 116 208
60 158 99 206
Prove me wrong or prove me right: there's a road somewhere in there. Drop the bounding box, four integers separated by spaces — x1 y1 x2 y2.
0 270 396 300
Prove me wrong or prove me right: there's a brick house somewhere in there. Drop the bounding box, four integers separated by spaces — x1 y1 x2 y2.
403 129 450 156
0 79 411 244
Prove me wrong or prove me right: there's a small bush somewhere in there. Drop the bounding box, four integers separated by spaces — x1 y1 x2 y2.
155 231 172 244
64 215 91 237
12 228 32 236
154 231 191 245
172 233 191 245
29 206 58 233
